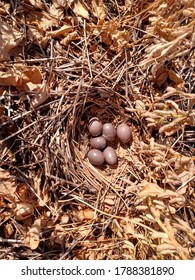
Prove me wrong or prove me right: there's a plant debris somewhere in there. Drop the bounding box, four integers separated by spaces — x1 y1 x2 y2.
0 0 195 260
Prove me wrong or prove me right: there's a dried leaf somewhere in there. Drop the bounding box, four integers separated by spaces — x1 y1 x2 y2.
24 218 41 250
78 225 91 237
50 225 66 245
0 19 23 61
104 198 115 205
135 100 146 115
99 20 130 51
151 231 169 239
0 168 16 202
31 83 50 108
167 69 184 86
0 70 19 86
14 202 34 220
4 223 14 238
26 10 59 47
28 0 45 9
159 116 188 136
0 66 42 90
92 0 106 22
140 31 191 73
73 0 89 20
156 243 178 254
48 25 74 38
61 214 69 224
49 2 65 20
60 31 79 46
83 208 95 220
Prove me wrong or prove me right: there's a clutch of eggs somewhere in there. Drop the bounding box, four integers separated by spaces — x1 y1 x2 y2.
87 117 132 166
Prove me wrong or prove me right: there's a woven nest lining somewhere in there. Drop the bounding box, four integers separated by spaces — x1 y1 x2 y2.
65 87 136 190
0 0 195 260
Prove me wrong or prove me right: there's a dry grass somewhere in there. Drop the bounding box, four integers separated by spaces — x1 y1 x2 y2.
0 0 195 260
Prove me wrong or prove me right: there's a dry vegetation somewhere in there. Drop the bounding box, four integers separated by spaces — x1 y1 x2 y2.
0 0 195 260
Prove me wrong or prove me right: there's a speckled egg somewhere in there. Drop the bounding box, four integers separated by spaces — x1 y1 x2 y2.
103 146 117 165
102 123 117 141
117 124 132 143
90 136 106 150
88 118 103 137
88 149 104 165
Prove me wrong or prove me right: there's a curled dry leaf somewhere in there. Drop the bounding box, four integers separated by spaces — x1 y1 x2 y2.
49 2 65 20
60 31 79 46
83 208 95 220
78 225 91 237
50 225 66 245
61 214 69 224
28 0 45 10
4 223 14 238
99 20 130 51
151 231 169 239
140 31 192 74
26 10 60 47
0 168 17 202
31 83 49 108
92 0 106 23
24 218 41 250
0 66 43 90
159 116 188 136
72 0 89 20
0 19 24 61
48 25 74 39
14 202 34 220
156 243 179 255
136 181 185 207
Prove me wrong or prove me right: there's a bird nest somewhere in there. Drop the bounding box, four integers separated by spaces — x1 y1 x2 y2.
0 0 195 260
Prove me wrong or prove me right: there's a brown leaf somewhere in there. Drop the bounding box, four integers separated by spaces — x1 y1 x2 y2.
28 0 45 10
73 0 89 20
140 31 192 73
48 25 74 38
50 224 66 245
31 83 50 108
0 70 18 86
14 202 34 220
159 116 188 136
0 19 23 61
0 168 16 202
24 218 41 250
49 2 65 20
167 69 184 86
92 0 106 22
60 31 79 46
156 243 178 254
0 2 10 15
83 208 95 220
4 223 14 238
0 66 43 90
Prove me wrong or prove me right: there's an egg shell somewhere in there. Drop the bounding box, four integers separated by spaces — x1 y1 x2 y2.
88 149 104 165
88 118 103 136
90 136 106 150
102 123 117 141
117 124 132 143
103 146 117 165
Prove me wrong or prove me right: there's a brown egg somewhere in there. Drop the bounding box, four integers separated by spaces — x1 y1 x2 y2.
102 123 117 141
90 136 106 150
88 149 104 165
103 146 117 165
117 124 132 143
88 118 103 136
